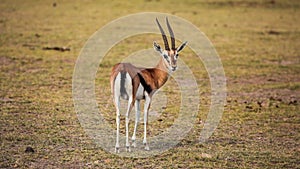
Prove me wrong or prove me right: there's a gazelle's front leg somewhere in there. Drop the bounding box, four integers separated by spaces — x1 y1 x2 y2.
132 100 140 147
143 93 151 150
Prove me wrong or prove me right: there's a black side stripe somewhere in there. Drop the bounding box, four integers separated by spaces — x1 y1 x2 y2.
137 73 153 94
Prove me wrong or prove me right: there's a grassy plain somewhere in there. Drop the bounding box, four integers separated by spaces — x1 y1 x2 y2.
0 0 299 168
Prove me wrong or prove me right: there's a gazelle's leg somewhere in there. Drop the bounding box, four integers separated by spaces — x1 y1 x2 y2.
143 93 151 150
132 100 140 147
125 97 134 152
114 96 121 153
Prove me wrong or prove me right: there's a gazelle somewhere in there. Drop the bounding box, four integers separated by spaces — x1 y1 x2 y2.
110 18 187 153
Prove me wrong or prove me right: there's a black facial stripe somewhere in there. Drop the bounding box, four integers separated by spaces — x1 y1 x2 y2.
164 54 170 62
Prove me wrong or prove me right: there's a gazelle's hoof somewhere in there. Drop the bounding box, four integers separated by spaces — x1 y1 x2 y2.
131 141 136 148
144 144 150 151
126 146 131 152
115 147 120 153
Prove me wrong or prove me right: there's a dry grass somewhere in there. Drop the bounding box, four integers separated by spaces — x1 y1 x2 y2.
1 0 299 168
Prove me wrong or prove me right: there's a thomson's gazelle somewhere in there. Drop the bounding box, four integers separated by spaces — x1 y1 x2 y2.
110 18 187 153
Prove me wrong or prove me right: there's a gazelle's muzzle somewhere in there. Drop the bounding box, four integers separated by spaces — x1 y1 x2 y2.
171 66 177 71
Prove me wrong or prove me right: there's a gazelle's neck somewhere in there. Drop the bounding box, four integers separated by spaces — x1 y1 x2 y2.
155 57 169 73
153 57 170 88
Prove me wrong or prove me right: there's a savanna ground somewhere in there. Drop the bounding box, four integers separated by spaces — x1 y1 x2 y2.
1 0 299 168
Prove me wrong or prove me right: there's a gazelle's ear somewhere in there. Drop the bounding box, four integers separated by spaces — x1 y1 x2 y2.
176 41 188 53
153 41 163 54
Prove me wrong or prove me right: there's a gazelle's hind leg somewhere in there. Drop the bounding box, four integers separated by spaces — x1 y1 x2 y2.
114 96 121 153
123 72 134 152
113 73 121 153
132 100 140 147
125 96 134 152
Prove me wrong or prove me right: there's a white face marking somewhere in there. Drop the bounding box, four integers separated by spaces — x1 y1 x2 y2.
174 52 178 61
162 50 178 72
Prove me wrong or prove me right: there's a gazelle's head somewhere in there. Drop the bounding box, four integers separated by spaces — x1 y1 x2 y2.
153 18 187 72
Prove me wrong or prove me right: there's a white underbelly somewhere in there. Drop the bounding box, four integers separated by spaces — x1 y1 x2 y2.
135 83 145 100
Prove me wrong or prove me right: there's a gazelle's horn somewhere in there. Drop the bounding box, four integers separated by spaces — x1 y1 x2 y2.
166 17 175 50
156 18 170 50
